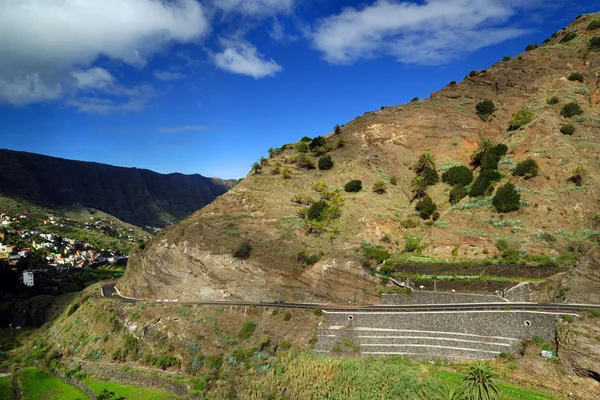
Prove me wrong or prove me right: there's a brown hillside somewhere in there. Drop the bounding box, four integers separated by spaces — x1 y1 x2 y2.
121 13 600 303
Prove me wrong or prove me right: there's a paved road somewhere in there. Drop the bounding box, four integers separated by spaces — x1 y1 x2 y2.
101 282 600 313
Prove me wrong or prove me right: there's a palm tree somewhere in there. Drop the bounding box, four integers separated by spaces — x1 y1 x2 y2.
410 176 428 200
462 362 500 400
569 165 586 186
251 162 262 174
414 152 436 174
470 139 495 167
268 148 275 158
260 156 269 166
372 180 386 194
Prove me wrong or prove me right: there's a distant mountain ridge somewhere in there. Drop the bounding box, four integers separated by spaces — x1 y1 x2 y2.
0 149 235 227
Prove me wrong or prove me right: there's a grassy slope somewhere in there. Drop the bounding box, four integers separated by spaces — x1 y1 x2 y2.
17 367 87 400
0 376 11 399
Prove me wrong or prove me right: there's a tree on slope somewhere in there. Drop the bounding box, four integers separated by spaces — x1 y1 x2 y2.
414 152 436 174
470 139 495 168
462 362 500 400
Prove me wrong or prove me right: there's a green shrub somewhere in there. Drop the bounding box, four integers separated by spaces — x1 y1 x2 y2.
344 180 362 192
233 240 252 259
296 154 315 169
307 200 329 221
296 141 308 153
238 321 257 340
560 32 577 43
496 238 509 251
309 136 326 150
283 312 292 321
372 180 386 194
513 159 539 179
318 155 334 170
525 44 538 51
334 124 342 135
591 37 600 50
155 355 179 370
509 109 533 130
502 56 511 61
560 125 575 135
422 167 439 186
493 183 521 213
449 80 457 85
547 96 559 105
405 237 421 252
588 20 600 30
390 176 397 186
481 152 499 171
560 102 583 118
415 196 437 220
568 72 584 82
469 70 478 77
363 245 391 263
442 165 473 186
282 167 291 179
205 355 222 371
411 97 418 102
476 99 495 121
432 212 440 221
479 169 501 182
449 185 467 205
300 136 312 142
469 175 491 197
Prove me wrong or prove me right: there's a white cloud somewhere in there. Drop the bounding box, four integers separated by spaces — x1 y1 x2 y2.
67 84 154 115
214 40 282 78
212 0 295 17
157 125 213 134
154 71 187 82
0 0 209 107
312 0 533 65
72 68 114 90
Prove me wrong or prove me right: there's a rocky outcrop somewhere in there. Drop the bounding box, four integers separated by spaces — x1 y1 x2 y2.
0 149 234 227
558 318 600 382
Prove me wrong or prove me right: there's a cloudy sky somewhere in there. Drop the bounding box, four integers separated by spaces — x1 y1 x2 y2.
1 0 598 178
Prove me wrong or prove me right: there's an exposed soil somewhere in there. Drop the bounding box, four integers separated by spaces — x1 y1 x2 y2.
391 263 561 278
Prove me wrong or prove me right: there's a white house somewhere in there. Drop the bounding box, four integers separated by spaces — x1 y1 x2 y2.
23 271 34 287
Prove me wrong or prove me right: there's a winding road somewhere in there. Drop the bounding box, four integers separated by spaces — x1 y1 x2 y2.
101 282 600 313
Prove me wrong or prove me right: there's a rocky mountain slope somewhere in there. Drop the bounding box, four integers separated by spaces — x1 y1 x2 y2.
0 149 235 227
121 13 600 303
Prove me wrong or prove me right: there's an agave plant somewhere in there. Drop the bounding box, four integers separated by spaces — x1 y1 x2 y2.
461 362 500 400
251 162 263 174
260 156 269 166
414 152 436 174
419 383 464 400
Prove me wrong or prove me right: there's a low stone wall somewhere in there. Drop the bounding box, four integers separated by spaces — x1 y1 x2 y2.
67 360 188 396
381 291 507 305
503 283 531 302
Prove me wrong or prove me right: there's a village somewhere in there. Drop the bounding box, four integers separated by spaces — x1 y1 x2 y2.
0 211 149 294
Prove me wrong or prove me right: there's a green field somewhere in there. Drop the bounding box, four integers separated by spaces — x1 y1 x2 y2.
84 378 177 400
17 367 87 400
0 376 12 399
435 370 558 400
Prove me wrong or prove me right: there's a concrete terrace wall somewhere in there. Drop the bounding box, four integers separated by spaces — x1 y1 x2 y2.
315 311 563 361
381 291 507 305
503 283 531 302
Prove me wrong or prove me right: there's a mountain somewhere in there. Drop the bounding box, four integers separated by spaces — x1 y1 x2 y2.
120 13 600 303
0 149 236 227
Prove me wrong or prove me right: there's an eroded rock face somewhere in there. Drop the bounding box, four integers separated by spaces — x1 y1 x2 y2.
120 239 380 303
558 318 600 382
561 250 600 304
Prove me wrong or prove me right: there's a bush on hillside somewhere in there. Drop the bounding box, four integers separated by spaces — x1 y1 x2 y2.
233 240 252 259
271 166 280 175
591 37 600 50
422 167 439 186
560 125 576 135
560 32 578 43
479 169 502 182
481 152 499 171
334 124 342 135
493 183 521 213
363 245 390 263
546 96 559 105
372 180 386 194
301 136 312 142
496 238 509 251
442 165 473 186
525 44 538 51
344 180 362 193
509 109 533 130
307 200 329 221
296 141 308 153
411 97 419 102
502 56 511 61
588 20 600 30
415 196 437 220
568 72 584 82
513 159 539 179
560 103 583 118
309 136 326 150
475 99 495 121
282 168 291 179
449 185 468 205
432 212 440 221
318 155 334 170
469 175 491 197
296 154 315 169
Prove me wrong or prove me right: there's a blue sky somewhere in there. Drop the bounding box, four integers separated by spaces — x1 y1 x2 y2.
1 0 598 179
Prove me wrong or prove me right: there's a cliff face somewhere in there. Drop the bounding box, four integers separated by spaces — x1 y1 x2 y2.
0 149 235 227
122 14 600 303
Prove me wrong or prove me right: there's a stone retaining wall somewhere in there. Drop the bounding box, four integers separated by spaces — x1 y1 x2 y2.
503 283 531 302
381 291 507 305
